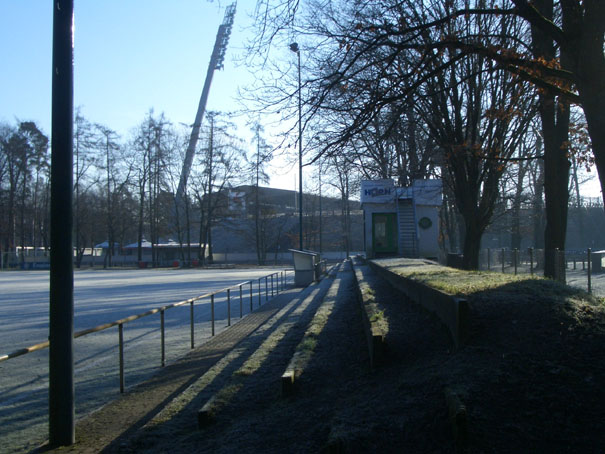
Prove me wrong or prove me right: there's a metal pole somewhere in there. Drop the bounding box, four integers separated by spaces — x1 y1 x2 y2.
227 289 231 327
239 284 243 318
271 274 274 297
160 309 165 367
265 276 268 301
586 248 592 293
290 43 303 250
175 4 236 206
250 281 253 312
119 324 125 393
211 294 215 336
297 49 303 250
49 0 75 446
190 301 195 348
258 279 261 307
319 160 322 253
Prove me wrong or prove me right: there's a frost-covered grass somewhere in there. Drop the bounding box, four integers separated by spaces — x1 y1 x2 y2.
377 259 603 311
394 264 541 296
0 267 288 454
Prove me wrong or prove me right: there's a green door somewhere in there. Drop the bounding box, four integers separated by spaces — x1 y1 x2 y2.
372 213 398 256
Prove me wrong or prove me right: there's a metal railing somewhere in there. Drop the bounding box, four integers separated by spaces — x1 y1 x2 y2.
478 247 601 295
1 269 292 393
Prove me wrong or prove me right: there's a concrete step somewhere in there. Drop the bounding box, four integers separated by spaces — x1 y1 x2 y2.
194 263 341 428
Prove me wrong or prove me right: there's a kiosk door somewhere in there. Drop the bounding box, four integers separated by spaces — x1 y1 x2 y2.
372 213 398 256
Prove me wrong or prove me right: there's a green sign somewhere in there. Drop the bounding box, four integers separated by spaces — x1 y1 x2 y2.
418 217 432 230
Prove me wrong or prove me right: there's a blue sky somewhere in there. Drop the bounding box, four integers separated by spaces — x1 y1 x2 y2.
1 2 599 198
0 0 304 189
0 1 256 135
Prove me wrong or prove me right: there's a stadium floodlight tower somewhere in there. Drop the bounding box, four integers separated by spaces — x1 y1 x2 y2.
175 2 236 211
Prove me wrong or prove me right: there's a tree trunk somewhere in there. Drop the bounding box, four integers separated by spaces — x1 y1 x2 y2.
531 0 571 280
540 96 570 279
462 219 484 270
137 185 144 263
572 5 605 217
532 148 545 249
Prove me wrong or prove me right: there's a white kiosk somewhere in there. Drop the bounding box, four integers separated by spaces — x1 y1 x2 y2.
361 179 442 259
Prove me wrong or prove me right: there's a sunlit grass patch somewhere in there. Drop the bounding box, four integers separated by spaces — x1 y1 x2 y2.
383 260 604 313
213 383 243 407
234 327 288 377
299 335 318 353
369 309 385 324
355 268 390 335
393 264 543 296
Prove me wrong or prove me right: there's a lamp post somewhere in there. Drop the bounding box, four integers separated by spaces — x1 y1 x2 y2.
49 0 75 446
319 159 322 253
290 42 303 250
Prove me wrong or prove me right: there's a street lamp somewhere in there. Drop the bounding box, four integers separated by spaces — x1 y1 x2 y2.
290 42 303 250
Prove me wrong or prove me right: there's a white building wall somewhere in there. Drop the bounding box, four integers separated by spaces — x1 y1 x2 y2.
361 179 442 259
415 204 440 259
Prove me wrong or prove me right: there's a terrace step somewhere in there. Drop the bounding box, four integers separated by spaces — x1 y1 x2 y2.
194 262 341 428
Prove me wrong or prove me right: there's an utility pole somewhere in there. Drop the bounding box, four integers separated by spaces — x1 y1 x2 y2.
49 0 74 447
319 159 322 253
174 3 235 216
289 42 303 250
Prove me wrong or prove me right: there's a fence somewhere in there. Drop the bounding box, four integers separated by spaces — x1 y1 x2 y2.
474 247 603 295
0 269 292 394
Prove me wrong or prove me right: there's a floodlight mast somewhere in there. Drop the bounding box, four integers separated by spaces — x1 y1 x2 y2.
175 3 236 206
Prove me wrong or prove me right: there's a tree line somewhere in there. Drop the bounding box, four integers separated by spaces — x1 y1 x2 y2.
0 108 362 268
244 0 603 278
0 109 247 268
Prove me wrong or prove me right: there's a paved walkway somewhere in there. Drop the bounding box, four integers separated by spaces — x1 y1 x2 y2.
44 284 318 453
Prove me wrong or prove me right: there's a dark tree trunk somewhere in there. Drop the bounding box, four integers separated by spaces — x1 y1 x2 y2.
531 0 571 280
462 219 484 270
541 96 570 279
532 148 545 249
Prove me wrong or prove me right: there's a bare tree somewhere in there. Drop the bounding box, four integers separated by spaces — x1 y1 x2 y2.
191 112 245 264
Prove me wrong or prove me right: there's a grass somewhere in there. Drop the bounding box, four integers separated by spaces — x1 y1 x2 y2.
391 263 544 296
380 259 604 315
369 309 385 324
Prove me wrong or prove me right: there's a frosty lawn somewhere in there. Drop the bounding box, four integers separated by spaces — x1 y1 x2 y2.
0 267 287 454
